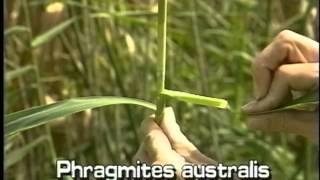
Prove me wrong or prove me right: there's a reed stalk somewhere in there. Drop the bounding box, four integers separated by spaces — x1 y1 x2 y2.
155 0 168 121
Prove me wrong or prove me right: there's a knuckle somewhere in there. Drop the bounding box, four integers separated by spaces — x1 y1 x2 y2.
276 29 294 41
275 30 294 50
252 56 265 70
276 65 291 78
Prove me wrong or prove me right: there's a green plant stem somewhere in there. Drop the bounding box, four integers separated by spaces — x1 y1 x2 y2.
22 0 57 165
190 0 221 161
155 0 168 120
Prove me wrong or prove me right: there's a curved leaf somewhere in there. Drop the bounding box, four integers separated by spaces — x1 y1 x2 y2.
5 26 30 36
5 136 48 169
249 90 319 115
6 65 34 82
31 12 156 49
31 17 78 48
5 97 156 136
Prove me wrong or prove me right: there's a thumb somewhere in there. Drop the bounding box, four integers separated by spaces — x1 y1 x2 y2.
246 110 317 143
160 107 217 164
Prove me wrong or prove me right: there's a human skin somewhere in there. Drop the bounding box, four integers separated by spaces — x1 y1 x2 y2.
242 30 319 143
134 30 319 177
133 107 217 179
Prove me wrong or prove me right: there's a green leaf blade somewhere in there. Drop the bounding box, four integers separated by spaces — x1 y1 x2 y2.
249 90 319 115
161 89 229 109
5 26 30 36
6 65 35 82
5 136 48 170
31 17 77 48
5 96 156 136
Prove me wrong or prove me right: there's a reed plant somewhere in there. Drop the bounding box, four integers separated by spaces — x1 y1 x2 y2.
4 0 318 179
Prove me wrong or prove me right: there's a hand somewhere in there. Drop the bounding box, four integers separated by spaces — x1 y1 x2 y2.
133 107 216 179
242 30 319 143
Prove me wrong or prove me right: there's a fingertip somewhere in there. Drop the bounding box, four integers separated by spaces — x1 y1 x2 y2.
162 107 177 128
163 107 176 120
241 101 258 113
164 106 174 112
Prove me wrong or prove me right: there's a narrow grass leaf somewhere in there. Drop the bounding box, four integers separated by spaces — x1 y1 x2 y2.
31 17 77 48
5 97 156 136
161 89 229 109
6 65 34 82
155 0 168 117
31 12 155 49
5 136 48 169
5 26 30 36
249 90 319 115
283 90 318 110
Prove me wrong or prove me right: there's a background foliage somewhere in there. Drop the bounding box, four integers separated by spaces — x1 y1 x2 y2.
4 0 319 179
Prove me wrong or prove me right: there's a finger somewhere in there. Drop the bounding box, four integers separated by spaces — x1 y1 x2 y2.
243 63 318 113
140 116 187 164
139 114 157 137
139 116 187 178
140 118 173 158
252 30 319 99
280 63 319 91
133 116 163 165
145 133 187 176
246 110 317 143
160 107 217 165
244 67 291 113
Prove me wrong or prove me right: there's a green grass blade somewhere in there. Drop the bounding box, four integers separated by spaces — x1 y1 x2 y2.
5 26 30 36
5 65 34 82
155 0 168 118
5 136 48 170
282 90 318 110
5 97 156 136
249 90 319 115
161 89 229 109
31 17 78 48
31 11 154 49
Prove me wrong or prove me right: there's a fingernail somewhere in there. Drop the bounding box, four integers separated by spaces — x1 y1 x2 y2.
241 101 257 113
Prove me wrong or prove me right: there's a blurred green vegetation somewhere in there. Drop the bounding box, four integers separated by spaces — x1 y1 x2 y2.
4 0 319 179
